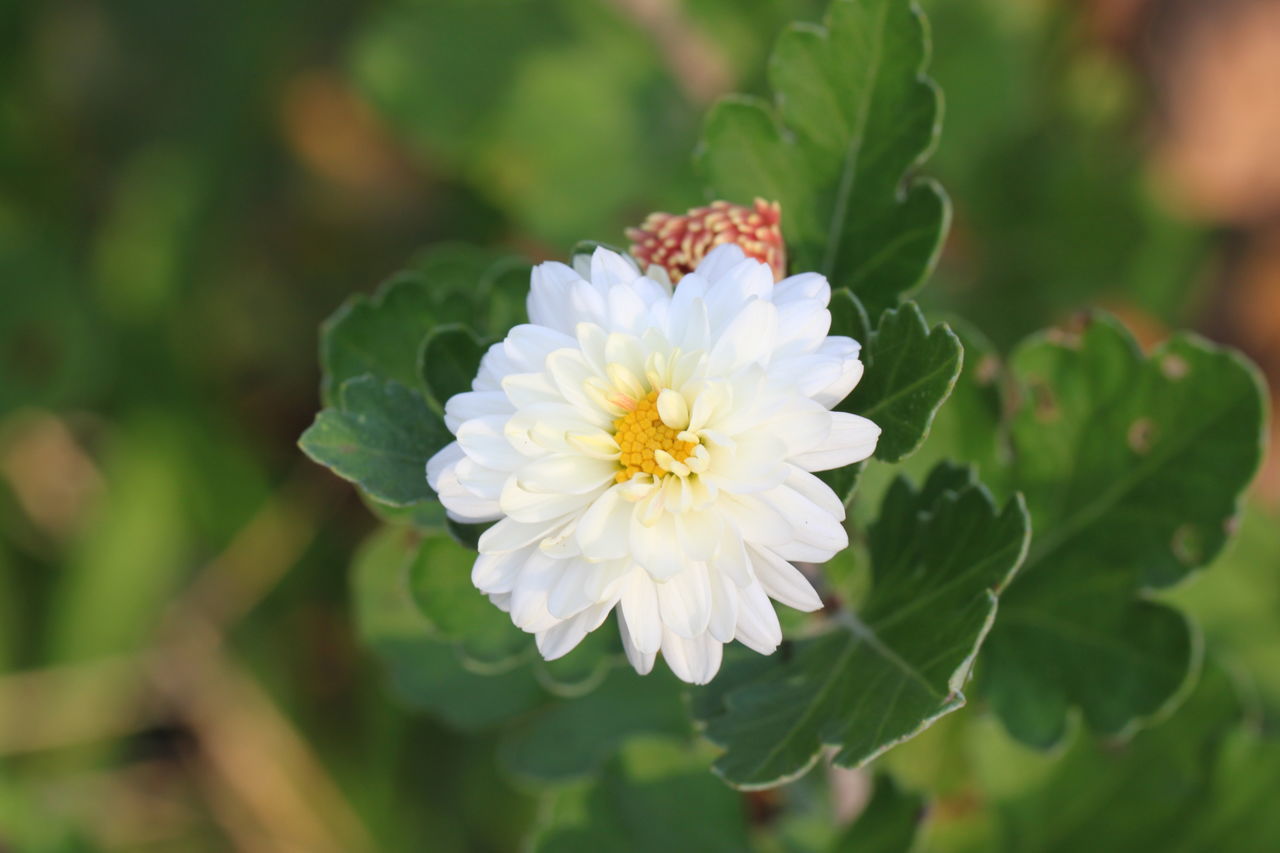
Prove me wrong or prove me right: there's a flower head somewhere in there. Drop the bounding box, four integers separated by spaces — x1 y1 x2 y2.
627 198 786 283
427 244 879 684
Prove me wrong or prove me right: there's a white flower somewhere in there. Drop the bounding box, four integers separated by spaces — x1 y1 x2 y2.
426 245 879 684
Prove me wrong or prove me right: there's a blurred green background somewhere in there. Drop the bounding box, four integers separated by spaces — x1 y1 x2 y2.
2 0 1277 849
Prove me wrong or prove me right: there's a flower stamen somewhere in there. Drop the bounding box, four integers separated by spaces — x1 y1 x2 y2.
613 389 699 483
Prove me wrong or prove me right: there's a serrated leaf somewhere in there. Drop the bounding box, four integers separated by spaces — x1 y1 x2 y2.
500 667 692 785
408 531 528 671
299 377 449 506
530 739 749 853
419 323 488 411
844 301 963 462
831 775 924 853
352 526 544 730
694 464 1029 789
321 271 438 406
700 0 948 315
979 315 1268 746
320 246 527 405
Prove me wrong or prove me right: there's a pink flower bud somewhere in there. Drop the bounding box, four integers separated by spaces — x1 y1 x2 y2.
626 198 786 283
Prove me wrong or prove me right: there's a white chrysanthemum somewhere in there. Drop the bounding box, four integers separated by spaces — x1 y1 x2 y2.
427 245 879 684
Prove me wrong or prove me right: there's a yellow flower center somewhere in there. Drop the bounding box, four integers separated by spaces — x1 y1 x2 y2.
612 390 697 483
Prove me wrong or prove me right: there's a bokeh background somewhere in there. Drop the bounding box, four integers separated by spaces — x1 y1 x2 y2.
2 0 1278 849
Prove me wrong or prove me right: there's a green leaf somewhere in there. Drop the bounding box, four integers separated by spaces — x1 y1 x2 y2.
352 526 544 730
844 301 963 462
831 775 924 853
895 316 1005 482
320 245 527 405
700 0 948 314
500 667 692 785
419 323 488 411
299 377 450 506
530 739 750 853
987 663 1280 853
409 531 529 671
321 271 437 406
694 464 1029 789
980 316 1268 746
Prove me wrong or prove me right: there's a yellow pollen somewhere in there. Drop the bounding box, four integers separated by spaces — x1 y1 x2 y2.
612 390 697 483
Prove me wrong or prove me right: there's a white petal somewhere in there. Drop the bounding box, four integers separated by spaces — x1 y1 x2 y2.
712 522 753 587
660 629 723 685
774 299 830 356
428 443 502 522
547 560 600 620
426 442 463 492
693 243 748 282
456 415 526 471
454 455 508 500
749 547 824 612
630 509 687 581
707 568 739 643
705 432 788 494
656 565 712 639
764 398 833 457
719 493 792 547
734 580 782 655
537 602 614 661
702 257 773 322
517 454 616 495
444 391 513 433
789 412 880 471
500 477 598 524
527 261 584 333
478 516 564 554
674 506 721 561
507 401 613 449
475 341 520 390
590 247 641 287
606 284 648 334
566 281 608 326
619 607 656 675
504 324 576 372
784 464 846 521
757 484 848 556
656 388 689 429
667 294 711 353
619 570 662 654
472 547 530 594
812 337 864 405
576 487 634 561
500 371 562 410
772 271 829 305
707 298 777 373
536 616 590 661
545 349 609 419
509 553 562 633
